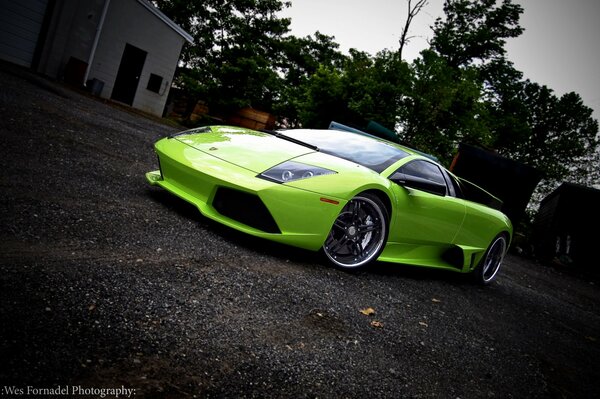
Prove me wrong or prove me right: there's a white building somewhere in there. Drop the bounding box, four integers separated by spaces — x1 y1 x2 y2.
0 0 193 116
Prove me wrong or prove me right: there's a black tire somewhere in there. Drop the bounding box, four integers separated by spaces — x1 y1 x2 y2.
323 193 389 269
474 234 508 285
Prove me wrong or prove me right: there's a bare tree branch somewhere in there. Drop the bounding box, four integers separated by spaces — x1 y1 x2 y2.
398 0 428 59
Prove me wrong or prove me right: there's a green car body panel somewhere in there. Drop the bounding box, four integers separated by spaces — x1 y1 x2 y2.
147 125 512 274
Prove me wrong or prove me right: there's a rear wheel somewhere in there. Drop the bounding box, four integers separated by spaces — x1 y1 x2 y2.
475 234 508 285
323 193 388 269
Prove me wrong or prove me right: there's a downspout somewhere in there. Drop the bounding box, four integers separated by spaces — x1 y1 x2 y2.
84 0 111 84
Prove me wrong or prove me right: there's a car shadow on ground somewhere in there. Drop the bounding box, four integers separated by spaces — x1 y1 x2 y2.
145 187 323 265
369 260 474 285
145 187 476 285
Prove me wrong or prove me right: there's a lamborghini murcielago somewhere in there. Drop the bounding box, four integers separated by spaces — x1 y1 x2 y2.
146 125 511 284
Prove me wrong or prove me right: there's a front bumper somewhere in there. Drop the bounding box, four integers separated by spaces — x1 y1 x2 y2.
146 139 346 251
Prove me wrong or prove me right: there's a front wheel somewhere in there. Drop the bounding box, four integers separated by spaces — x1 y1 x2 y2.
475 234 508 285
323 193 388 269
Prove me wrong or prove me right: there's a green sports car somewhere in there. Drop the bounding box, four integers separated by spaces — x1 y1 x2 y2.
146 125 512 284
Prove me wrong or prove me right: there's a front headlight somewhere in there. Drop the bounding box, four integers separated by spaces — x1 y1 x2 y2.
259 161 336 183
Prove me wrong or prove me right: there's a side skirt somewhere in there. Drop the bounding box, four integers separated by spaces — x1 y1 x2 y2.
378 242 486 273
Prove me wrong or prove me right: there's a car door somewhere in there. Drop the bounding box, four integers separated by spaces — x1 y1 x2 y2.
388 159 466 247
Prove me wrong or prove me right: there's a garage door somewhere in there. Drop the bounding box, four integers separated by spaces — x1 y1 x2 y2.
0 0 49 67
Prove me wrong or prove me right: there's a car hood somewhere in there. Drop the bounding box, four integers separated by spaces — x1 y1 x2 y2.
174 126 314 173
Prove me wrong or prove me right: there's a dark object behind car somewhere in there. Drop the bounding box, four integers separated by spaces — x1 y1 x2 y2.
450 143 541 224
533 182 600 270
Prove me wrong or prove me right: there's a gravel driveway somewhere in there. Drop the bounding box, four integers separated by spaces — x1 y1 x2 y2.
1 62 599 398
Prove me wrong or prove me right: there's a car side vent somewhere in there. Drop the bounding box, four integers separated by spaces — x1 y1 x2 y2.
212 187 281 234
441 245 464 269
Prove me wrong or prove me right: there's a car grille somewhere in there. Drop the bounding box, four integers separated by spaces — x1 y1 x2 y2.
212 187 281 234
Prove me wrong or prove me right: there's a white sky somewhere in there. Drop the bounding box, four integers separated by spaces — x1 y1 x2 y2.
280 0 600 121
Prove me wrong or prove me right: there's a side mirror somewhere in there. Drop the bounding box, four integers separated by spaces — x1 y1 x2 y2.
390 172 447 196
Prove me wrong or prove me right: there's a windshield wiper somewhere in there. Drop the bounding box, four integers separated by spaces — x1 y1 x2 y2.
261 129 319 151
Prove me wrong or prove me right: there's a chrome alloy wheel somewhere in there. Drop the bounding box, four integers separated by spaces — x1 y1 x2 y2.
480 235 508 284
323 194 387 268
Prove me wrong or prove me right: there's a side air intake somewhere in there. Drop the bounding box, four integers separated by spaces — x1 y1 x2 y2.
212 187 281 234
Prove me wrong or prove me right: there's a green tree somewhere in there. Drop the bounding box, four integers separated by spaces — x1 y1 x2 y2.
343 49 411 131
479 50 599 188
492 80 599 181
430 0 523 69
296 49 411 131
274 32 346 127
399 49 487 163
410 0 599 184
277 32 346 86
154 0 291 114
298 65 347 128
400 0 525 163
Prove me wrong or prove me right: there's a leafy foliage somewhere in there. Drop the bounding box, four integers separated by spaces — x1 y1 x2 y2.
492 80 599 180
414 0 598 185
154 0 291 113
297 49 411 131
344 50 411 131
430 0 524 68
399 49 487 163
274 32 347 127
298 65 346 129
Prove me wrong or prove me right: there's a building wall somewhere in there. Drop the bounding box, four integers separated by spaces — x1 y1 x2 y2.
88 0 186 116
0 0 49 67
1 0 188 117
37 0 106 80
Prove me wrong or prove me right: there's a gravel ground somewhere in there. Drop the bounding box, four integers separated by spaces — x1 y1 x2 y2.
1 62 599 398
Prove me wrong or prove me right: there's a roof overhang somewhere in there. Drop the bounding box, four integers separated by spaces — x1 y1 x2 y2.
136 0 194 44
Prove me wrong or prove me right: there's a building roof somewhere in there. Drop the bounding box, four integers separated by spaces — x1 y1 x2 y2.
540 182 600 206
136 0 194 44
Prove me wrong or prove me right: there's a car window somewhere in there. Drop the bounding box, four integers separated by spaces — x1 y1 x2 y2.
398 160 447 186
442 169 462 198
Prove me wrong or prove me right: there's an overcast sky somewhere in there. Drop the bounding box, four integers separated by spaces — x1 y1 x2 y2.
280 0 600 121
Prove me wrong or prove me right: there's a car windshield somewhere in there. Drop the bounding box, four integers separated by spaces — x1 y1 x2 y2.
280 129 410 173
